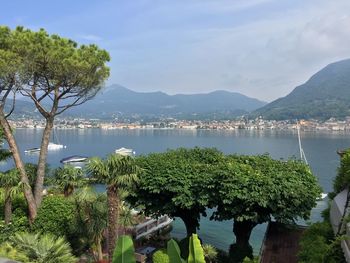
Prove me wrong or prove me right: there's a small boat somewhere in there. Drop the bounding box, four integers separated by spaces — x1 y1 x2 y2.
320 193 328 199
60 155 88 164
48 128 66 151
115 147 135 156
24 147 41 153
48 142 65 150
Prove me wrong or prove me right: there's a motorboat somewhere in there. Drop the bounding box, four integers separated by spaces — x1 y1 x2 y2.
115 147 135 156
48 142 66 150
24 147 40 154
60 155 88 164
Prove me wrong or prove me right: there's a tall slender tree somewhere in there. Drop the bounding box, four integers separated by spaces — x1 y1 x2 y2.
86 154 139 263
0 26 110 221
0 26 37 221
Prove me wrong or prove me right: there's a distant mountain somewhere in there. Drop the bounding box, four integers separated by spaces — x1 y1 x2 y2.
5 99 38 117
253 59 350 120
67 85 266 119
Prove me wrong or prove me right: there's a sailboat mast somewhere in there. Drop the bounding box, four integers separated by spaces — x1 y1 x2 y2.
297 121 308 164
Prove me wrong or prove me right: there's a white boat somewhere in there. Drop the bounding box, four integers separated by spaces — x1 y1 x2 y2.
24 147 40 153
115 147 135 156
48 127 66 151
60 155 88 164
48 142 65 150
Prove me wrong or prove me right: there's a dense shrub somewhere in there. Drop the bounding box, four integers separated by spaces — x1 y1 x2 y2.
152 249 169 263
333 150 350 194
33 195 75 237
298 222 346 263
0 194 29 243
0 194 28 219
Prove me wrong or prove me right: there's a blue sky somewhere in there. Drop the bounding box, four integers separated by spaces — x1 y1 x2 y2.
2 0 350 101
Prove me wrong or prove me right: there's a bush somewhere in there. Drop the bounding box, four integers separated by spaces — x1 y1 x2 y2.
33 195 75 237
0 195 29 243
152 249 169 263
298 221 346 263
0 242 30 263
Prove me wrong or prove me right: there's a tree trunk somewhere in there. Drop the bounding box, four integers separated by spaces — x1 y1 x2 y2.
233 220 255 248
34 117 54 207
97 237 103 262
230 220 256 262
0 110 37 222
107 185 120 263
179 211 199 237
4 192 12 225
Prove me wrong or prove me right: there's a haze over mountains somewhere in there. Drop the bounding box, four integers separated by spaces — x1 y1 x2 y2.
254 59 350 120
67 85 266 119
10 58 350 121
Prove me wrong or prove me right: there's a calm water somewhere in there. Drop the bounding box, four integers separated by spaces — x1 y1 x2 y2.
1 128 349 253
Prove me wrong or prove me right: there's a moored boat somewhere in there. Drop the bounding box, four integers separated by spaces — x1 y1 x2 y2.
24 147 41 153
60 155 88 164
115 147 135 156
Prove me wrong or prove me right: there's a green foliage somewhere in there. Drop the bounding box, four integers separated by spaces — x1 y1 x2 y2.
333 150 350 194
298 221 346 263
0 242 29 262
0 128 11 162
213 154 321 223
167 239 185 263
86 154 140 187
129 148 225 235
112 235 136 263
153 249 170 263
53 165 86 196
202 244 218 263
71 188 107 256
188 234 205 263
166 234 206 263
8 232 76 263
252 59 350 120
33 195 75 238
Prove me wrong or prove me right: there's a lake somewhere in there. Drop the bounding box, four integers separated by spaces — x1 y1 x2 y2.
1 128 349 253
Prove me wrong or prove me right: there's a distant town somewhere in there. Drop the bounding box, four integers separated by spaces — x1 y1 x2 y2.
8 116 350 132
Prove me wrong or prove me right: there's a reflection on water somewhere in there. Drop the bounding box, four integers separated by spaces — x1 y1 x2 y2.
1 128 349 252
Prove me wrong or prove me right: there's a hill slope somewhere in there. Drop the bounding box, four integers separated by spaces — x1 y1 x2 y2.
68 85 266 119
254 59 350 120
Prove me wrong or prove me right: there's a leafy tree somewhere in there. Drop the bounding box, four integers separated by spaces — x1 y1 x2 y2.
0 26 110 221
129 148 224 236
53 165 86 196
0 168 21 224
212 154 321 261
86 154 140 262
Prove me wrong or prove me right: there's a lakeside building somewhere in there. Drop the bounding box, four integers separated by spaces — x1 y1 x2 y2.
8 116 350 133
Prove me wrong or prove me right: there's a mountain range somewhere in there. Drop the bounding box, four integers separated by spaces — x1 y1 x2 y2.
66 85 266 119
9 58 350 121
253 59 350 120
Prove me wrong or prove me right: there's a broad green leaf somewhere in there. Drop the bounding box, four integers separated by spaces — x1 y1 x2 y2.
188 234 205 263
112 235 136 263
167 239 185 263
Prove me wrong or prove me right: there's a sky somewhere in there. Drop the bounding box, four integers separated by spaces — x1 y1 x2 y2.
2 0 350 102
